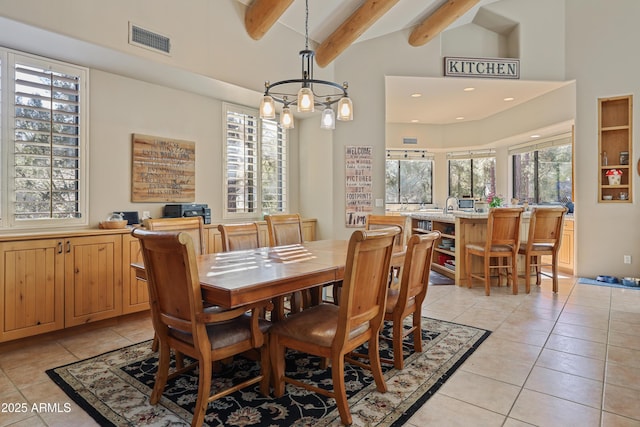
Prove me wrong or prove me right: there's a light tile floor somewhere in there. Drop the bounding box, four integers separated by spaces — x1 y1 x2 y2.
1 276 639 426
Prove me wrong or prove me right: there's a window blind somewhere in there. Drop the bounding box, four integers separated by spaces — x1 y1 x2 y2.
13 62 82 220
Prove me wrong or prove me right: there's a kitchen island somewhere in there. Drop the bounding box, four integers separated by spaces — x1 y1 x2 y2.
406 209 574 288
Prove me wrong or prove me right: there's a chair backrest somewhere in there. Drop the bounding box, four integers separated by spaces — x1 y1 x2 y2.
525 206 567 251
485 207 524 249
218 222 260 251
265 213 303 246
144 217 206 255
366 214 409 247
334 226 399 348
397 231 441 310
132 229 203 338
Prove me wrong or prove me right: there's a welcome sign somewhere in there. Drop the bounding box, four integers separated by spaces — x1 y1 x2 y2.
444 56 520 79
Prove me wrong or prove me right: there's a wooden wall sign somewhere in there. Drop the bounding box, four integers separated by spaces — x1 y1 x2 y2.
345 145 373 227
131 134 195 202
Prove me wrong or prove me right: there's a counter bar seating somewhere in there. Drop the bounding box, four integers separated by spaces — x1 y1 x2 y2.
465 207 524 296
518 206 567 293
218 222 261 251
133 229 270 427
269 227 399 426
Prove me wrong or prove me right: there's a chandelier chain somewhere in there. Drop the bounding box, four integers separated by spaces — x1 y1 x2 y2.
304 0 309 51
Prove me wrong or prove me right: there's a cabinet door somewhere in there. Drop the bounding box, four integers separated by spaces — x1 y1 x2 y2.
302 219 317 242
65 235 122 326
558 225 574 273
207 227 223 253
122 234 149 314
0 239 64 342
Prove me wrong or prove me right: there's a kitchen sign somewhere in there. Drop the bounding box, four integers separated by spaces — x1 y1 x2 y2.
345 145 373 228
444 56 520 79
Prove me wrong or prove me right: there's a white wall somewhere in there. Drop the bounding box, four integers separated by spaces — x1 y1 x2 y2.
1 0 638 277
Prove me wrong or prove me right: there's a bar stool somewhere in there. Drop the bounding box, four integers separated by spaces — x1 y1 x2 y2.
465 207 524 296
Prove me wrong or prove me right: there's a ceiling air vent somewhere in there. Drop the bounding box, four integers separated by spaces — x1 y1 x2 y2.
403 137 418 145
129 23 171 55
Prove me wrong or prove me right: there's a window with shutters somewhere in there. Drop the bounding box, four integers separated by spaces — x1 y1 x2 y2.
0 49 88 229
223 103 287 218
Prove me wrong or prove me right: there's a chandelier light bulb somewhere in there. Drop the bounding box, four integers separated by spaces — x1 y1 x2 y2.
281 106 294 129
297 87 314 112
260 95 275 119
320 107 335 130
337 97 353 121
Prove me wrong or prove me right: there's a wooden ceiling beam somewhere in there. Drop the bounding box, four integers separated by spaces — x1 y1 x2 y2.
244 0 294 40
315 0 401 68
409 0 479 47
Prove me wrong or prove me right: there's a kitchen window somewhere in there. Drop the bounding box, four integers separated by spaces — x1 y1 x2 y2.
512 138 572 204
223 103 287 218
447 152 496 199
0 49 88 229
385 150 433 208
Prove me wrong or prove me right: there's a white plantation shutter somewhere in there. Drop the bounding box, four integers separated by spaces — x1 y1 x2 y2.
224 103 287 218
2 51 88 228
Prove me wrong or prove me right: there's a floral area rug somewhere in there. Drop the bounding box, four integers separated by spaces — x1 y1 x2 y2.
47 318 489 426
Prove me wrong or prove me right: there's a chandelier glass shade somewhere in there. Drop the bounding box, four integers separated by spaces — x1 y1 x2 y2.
258 0 353 130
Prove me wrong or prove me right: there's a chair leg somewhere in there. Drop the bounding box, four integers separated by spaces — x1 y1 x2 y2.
152 334 159 352
524 255 531 294
534 256 542 286
484 255 491 296
466 249 473 289
150 341 171 404
412 312 423 354
392 318 404 370
552 255 559 293
368 336 387 393
511 254 518 295
270 335 286 397
331 355 352 426
259 337 271 397
192 356 212 427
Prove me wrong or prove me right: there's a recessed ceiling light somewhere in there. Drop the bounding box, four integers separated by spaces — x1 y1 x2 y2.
456 116 465 120
530 134 541 138
410 93 422 98
463 87 475 92
504 97 515 101
411 119 419 123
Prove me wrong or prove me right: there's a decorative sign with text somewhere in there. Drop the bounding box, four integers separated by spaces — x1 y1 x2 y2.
131 133 195 202
345 145 373 227
444 56 520 79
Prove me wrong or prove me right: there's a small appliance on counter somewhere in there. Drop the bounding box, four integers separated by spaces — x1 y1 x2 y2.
163 203 211 224
457 198 475 212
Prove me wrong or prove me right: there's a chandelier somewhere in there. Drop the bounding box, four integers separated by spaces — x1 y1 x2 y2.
259 0 353 130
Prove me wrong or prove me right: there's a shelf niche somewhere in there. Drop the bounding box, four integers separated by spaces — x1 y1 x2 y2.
598 95 633 203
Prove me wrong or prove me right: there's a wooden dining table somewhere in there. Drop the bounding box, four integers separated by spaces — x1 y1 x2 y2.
132 239 405 317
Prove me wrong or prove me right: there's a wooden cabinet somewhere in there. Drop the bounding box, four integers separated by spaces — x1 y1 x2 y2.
122 233 149 314
598 95 633 203
558 219 574 274
64 235 122 327
0 239 65 341
411 217 456 279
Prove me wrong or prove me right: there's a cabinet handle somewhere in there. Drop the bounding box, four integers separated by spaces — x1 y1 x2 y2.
66 240 71 253
58 241 63 254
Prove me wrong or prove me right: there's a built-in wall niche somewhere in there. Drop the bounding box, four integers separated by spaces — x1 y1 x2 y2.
598 95 632 203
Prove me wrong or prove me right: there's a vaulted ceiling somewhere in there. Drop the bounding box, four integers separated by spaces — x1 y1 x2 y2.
239 0 489 67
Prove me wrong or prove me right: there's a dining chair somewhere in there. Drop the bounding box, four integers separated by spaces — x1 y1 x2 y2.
144 216 206 255
383 231 440 369
218 222 260 251
265 213 304 247
269 226 399 426
518 206 567 293
264 213 311 315
132 228 270 427
365 214 409 248
465 207 524 296
144 216 208 352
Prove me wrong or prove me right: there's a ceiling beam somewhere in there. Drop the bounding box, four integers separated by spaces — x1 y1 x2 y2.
315 0 401 68
409 0 480 47
244 0 294 40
